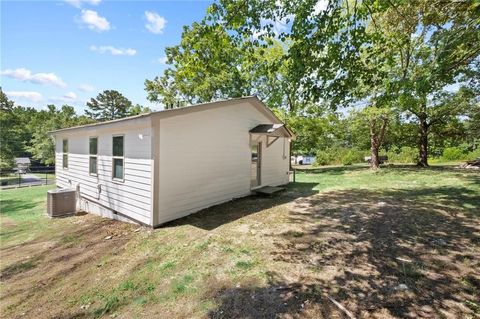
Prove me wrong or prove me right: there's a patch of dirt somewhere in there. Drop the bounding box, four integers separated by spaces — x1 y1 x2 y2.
0 214 137 319
0 217 17 229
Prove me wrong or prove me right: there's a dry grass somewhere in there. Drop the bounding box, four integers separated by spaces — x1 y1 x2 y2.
1 165 479 318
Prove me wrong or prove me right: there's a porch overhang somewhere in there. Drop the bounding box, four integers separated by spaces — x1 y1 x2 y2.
249 124 295 139
249 124 295 148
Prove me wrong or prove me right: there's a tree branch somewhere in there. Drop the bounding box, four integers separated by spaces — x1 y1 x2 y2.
378 116 389 146
406 106 420 118
444 46 480 74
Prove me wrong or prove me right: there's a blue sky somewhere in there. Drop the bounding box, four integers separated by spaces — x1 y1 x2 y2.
1 0 213 113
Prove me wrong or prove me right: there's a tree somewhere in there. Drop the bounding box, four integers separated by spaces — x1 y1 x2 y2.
465 105 480 150
27 105 94 165
352 107 392 168
204 0 400 168
145 20 302 113
0 87 14 111
287 108 340 156
385 1 480 166
207 0 480 167
86 90 133 121
145 22 252 107
128 104 151 116
465 103 480 150
0 88 19 169
145 1 396 168
462 59 480 150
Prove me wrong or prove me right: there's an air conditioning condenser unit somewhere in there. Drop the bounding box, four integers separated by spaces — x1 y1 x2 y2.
47 188 76 217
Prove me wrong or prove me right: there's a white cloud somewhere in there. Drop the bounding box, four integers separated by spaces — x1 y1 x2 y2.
78 83 95 92
145 11 166 34
1 68 67 87
313 0 328 15
65 0 101 8
63 92 77 99
80 9 110 31
5 91 43 102
90 45 137 56
49 92 85 104
158 56 168 64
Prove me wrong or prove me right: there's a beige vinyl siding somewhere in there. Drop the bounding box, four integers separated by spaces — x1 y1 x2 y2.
259 136 290 186
55 118 152 225
53 98 291 227
156 101 288 224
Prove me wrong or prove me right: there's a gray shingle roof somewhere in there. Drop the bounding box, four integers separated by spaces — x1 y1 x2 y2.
15 157 31 164
249 124 285 133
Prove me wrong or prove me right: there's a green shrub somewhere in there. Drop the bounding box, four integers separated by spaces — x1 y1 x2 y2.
341 156 354 165
314 150 332 166
387 146 418 164
315 148 366 166
0 156 15 171
342 150 359 165
466 148 480 160
442 147 465 161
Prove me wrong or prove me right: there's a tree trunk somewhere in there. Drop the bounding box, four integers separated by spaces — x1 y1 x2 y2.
370 141 380 170
418 118 429 167
368 115 388 170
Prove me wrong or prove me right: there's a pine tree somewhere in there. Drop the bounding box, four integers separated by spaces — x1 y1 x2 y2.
85 90 133 121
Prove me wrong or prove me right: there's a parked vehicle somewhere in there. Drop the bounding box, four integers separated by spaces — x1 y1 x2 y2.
292 155 315 165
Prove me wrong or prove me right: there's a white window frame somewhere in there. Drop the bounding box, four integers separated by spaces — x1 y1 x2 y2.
89 136 98 176
112 134 124 182
62 138 68 169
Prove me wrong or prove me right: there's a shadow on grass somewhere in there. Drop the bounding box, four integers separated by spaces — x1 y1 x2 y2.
404 186 480 218
0 199 38 217
208 185 480 318
294 165 369 175
164 182 319 231
296 163 480 175
388 164 480 177
208 274 334 319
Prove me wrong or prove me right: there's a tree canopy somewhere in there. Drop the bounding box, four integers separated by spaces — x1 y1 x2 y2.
85 90 134 121
145 0 479 168
0 88 145 168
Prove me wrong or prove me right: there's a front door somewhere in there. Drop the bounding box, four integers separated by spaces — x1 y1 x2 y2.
251 143 261 188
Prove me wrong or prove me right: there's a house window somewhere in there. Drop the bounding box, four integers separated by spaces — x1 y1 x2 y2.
112 135 124 180
62 139 68 169
89 137 98 175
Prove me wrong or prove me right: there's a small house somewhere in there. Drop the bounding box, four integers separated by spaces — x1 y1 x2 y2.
15 157 31 173
50 96 294 227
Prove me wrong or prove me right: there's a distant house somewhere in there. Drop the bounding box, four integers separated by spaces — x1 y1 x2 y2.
50 96 295 227
15 157 31 173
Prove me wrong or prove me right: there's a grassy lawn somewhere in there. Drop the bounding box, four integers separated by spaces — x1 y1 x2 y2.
1 185 57 245
1 166 479 318
31 172 56 180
